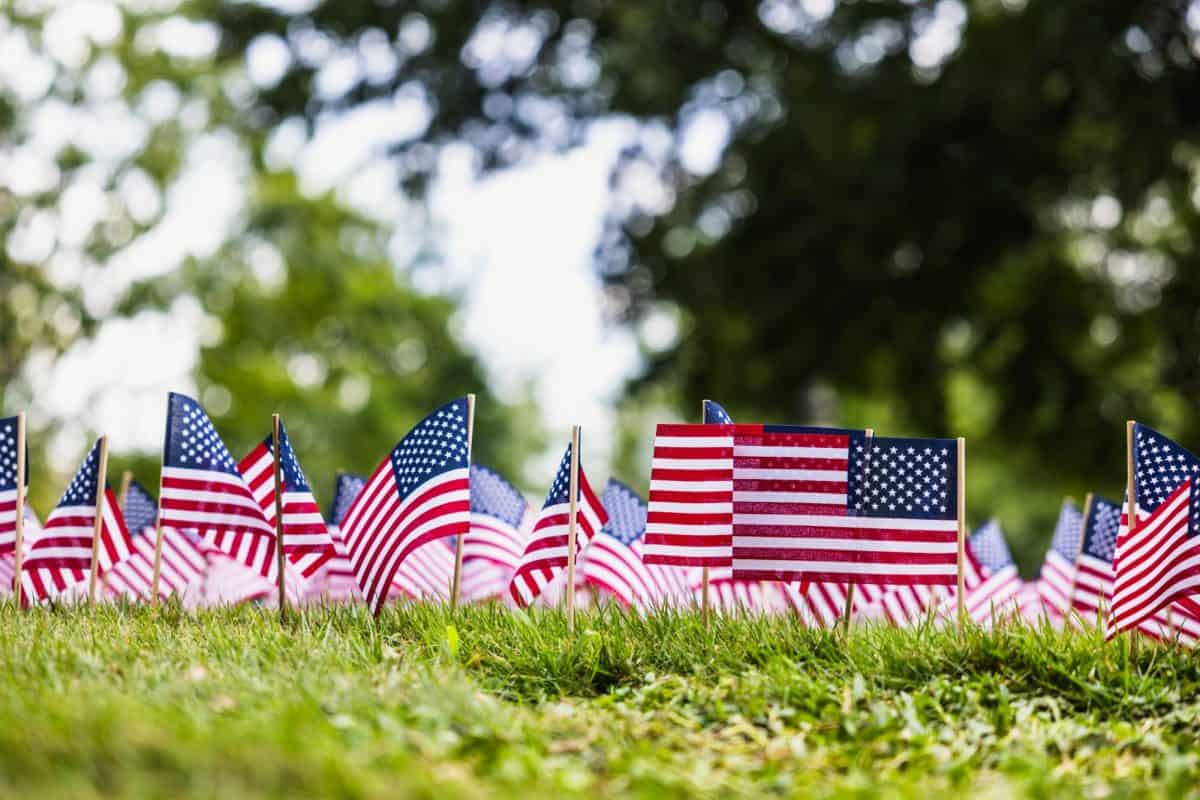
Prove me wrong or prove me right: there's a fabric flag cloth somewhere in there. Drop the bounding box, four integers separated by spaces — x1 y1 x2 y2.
1108 424 1200 638
105 525 208 602
390 538 455 601
1071 495 1121 624
0 508 39 597
340 397 472 615
122 479 159 535
644 423 734 567
329 473 366 528
581 479 690 610
460 464 530 603
508 441 607 608
237 423 337 579
159 393 278 577
731 430 960 586
1034 499 1083 621
703 399 733 425
312 474 367 603
0 415 27 559
689 566 784 616
21 439 134 603
961 520 1023 624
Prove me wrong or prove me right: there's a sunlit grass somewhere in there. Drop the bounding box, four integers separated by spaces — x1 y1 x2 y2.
0 601 1195 798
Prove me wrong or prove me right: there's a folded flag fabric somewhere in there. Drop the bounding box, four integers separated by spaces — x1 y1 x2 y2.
390 538 455 601
0 415 27 558
339 397 472 615
105 525 208 602
236 422 338 579
961 520 1023 624
1034 499 1084 621
703 399 733 425
1108 424 1200 637
508 440 607 608
21 439 134 603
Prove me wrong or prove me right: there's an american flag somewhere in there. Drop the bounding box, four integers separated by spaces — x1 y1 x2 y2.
1034 499 1083 620
703 399 733 425
21 439 134 603
329 473 366 528
390 538 455 601
105 525 207 602
644 423 734 566
1108 424 1200 638
0 415 26 559
160 393 277 577
961 521 1023 624
309 473 366 603
732 430 960 586
122 479 159 535
580 480 690 610
508 441 607 607
460 464 530 603
237 422 337 579
1071 495 1121 625
340 397 471 615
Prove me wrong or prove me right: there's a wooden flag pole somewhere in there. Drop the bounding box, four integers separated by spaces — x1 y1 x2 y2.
842 428 875 635
1065 492 1093 620
87 436 110 607
272 414 287 622
117 470 133 513
449 394 476 611
956 437 967 629
565 425 581 635
1126 420 1137 660
12 413 26 607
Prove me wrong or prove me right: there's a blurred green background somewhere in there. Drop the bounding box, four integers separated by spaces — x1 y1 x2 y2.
4 0 1200 570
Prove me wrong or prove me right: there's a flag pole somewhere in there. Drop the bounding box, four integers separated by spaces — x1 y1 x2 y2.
450 394 475 611
12 413 26 608
565 424 581 635
1065 492 1093 621
956 437 967 629
272 414 287 622
1126 420 1137 660
843 428 875 635
117 470 133 513
87 436 110 607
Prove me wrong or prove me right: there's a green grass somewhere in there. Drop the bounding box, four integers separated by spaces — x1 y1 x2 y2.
0 602 1196 799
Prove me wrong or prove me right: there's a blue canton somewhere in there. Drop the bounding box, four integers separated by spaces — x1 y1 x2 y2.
1049 500 1083 560
543 442 576 509
56 439 101 509
388 397 470 501
330 474 366 527
0 416 22 492
969 520 1013 571
164 393 240 475
703 400 733 425
123 480 158 534
600 479 647 545
1081 496 1121 561
266 422 311 493
858 436 956 520
1133 423 1200 536
470 464 528 527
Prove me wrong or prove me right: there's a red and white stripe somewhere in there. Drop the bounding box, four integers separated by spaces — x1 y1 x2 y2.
104 527 208 602
1035 547 1076 621
508 470 606 608
341 462 470 615
644 424 734 567
961 562 1023 625
300 526 361 603
579 533 691 610
458 559 514 603
389 538 455 601
1108 483 1200 637
0 485 17 558
21 488 133 603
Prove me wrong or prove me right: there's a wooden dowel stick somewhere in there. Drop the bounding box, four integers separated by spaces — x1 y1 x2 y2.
117 470 133 513
842 584 856 634
272 414 287 622
956 437 967 629
450 394 475 611
13 413 26 607
87 436 110 607
565 425 581 634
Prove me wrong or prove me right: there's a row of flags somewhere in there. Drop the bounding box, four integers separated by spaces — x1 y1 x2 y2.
0 398 1197 645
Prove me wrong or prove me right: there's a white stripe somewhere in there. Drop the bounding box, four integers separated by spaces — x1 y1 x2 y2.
732 558 956 576
734 445 848 459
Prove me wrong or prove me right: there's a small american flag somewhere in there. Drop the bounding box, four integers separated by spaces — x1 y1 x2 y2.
237 423 338 579
340 397 471 615
508 441 607 608
0 416 26 558
1034 499 1083 620
160 393 276 578
961 520 1023 624
732 431 960 586
459 464 530 603
1108 424 1200 637
643 423 734 567
21 439 134 603
1071 495 1121 623
581 480 690 610
122 479 159 535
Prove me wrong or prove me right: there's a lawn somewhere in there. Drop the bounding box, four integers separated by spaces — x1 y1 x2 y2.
0 602 1195 798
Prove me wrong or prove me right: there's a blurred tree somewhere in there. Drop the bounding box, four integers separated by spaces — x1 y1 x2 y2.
188 0 1200 566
